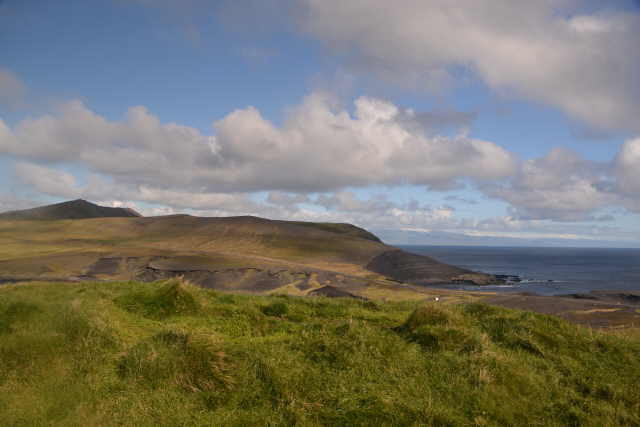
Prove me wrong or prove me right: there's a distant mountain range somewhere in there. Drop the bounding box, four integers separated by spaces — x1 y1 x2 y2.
0 199 141 220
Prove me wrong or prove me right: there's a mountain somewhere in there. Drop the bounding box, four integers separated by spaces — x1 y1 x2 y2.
0 199 141 220
0 200 496 297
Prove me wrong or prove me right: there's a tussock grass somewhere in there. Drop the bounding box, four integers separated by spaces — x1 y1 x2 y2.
115 278 201 319
0 301 41 334
117 330 233 397
261 301 289 317
0 279 639 426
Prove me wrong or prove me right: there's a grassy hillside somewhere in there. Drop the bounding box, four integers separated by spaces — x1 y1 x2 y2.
280 220 382 243
1 279 639 426
0 212 488 297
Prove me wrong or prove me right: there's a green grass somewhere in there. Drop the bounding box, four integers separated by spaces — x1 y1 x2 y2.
0 215 387 280
1 280 639 426
282 221 382 243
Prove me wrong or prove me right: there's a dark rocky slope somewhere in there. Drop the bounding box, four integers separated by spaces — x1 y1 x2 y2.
365 249 497 285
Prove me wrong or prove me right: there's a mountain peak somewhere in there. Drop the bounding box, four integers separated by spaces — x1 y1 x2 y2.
0 199 142 220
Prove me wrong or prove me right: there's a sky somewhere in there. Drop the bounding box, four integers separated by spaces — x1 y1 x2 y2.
1 0 640 247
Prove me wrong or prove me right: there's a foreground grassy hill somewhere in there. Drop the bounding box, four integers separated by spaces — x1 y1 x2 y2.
1 279 639 426
0 201 494 298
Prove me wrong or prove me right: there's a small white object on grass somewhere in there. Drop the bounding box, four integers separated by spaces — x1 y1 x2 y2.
434 297 440 302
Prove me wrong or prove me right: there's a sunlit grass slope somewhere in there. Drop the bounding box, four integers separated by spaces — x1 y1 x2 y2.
0 215 387 276
1 280 639 426
0 213 481 295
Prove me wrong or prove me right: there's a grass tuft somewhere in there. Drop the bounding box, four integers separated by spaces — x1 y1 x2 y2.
115 278 201 319
400 304 482 353
117 330 233 398
408 325 484 353
261 301 288 317
401 303 460 330
0 301 41 334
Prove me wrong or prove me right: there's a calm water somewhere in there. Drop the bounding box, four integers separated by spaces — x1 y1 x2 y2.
400 245 640 296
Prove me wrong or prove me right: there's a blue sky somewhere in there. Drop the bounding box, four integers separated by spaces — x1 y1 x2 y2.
1 0 640 247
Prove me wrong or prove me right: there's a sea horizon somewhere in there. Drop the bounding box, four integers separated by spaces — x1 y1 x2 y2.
400 245 640 296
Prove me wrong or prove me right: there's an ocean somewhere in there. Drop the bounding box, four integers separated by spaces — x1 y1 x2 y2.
400 245 640 296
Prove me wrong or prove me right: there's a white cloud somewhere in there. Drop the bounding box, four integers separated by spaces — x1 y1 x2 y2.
7 158 640 244
478 137 640 219
297 0 640 134
0 93 516 194
13 162 79 199
615 138 640 194
4 94 640 224
316 191 394 213
484 147 614 221
0 100 219 190
9 161 261 215
1 71 638 230
213 93 516 191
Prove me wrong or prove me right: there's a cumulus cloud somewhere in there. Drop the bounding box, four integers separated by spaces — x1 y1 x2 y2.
0 93 516 194
1 100 219 187
483 148 615 221
1 71 638 231
10 162 262 215
13 162 79 199
615 138 640 194
7 159 459 228
4 94 640 224
279 191 458 230
297 0 640 134
213 93 515 191
8 158 640 244
396 110 477 136
316 191 394 213
7 160 462 229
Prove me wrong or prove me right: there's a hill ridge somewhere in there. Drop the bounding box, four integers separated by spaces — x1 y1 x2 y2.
0 199 142 220
0 200 496 291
